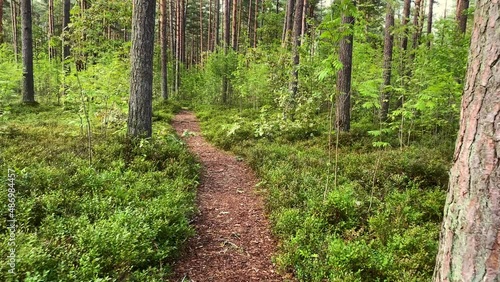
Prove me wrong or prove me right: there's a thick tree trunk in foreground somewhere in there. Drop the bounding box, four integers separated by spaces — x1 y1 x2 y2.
160 0 168 100
380 2 394 121
456 0 469 34
127 0 156 138
21 0 34 103
433 1 500 280
336 4 355 132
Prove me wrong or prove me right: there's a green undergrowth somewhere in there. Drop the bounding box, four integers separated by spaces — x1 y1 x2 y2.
195 105 450 281
0 101 199 281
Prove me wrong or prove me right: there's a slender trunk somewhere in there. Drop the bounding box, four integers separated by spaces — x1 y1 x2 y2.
208 0 212 51
412 0 422 50
455 0 469 33
248 0 253 47
48 0 55 59
63 0 71 61
0 0 4 44
253 0 258 47
160 0 169 100
222 0 230 103
380 2 394 121
21 0 34 103
282 0 295 47
231 0 238 50
301 0 306 38
336 2 355 132
200 0 204 62
11 0 18 62
216 0 220 47
128 0 156 138
433 0 500 279
237 0 241 49
426 0 434 48
288 0 304 117
397 0 411 109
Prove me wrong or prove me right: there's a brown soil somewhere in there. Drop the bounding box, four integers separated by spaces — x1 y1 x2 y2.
170 111 287 282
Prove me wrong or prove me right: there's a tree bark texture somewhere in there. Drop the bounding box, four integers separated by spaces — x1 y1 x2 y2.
160 0 168 100
281 0 295 47
222 0 230 103
231 0 238 50
380 2 394 121
21 0 34 103
127 0 156 138
288 0 303 108
456 0 470 34
336 5 354 132
433 1 500 280
63 0 71 61
0 0 4 44
427 0 434 48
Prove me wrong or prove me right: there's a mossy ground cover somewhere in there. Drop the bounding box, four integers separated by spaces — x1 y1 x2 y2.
0 100 199 281
196 105 450 282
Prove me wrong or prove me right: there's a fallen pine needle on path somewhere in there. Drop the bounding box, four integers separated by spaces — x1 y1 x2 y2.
170 111 286 282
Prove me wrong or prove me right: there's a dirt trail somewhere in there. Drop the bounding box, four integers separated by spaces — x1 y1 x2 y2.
170 111 285 282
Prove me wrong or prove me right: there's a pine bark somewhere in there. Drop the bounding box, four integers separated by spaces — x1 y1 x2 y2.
433 0 500 280
160 0 168 100
127 0 156 138
48 0 55 59
401 0 411 54
288 0 303 110
21 0 34 103
412 0 422 50
216 0 220 47
231 0 238 50
0 0 3 44
222 0 230 103
248 0 253 46
11 0 18 62
200 0 204 59
427 0 434 48
456 0 469 34
253 0 258 47
380 2 394 121
282 0 296 46
63 0 71 61
336 3 354 132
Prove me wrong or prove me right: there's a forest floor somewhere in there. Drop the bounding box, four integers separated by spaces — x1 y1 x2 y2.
170 111 286 282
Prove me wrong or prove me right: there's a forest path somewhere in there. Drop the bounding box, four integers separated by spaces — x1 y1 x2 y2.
170 111 285 282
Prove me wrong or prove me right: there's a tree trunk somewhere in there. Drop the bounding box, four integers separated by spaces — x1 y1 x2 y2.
200 0 204 61
160 0 169 100
401 0 411 54
216 0 220 47
288 0 303 114
282 0 295 47
63 0 71 61
21 0 34 103
48 0 55 59
11 0 18 62
456 0 469 34
222 0 230 103
300 0 306 38
336 2 355 132
208 0 212 51
248 0 253 47
426 0 434 48
127 0 156 138
253 0 258 47
0 0 4 44
380 2 394 121
412 0 422 50
231 0 237 50
433 0 500 280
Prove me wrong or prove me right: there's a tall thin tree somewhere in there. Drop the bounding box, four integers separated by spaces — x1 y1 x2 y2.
455 0 469 34
160 0 169 100
11 0 19 62
231 0 238 50
20 0 34 103
288 0 304 115
380 1 394 121
48 0 55 59
336 1 355 132
0 0 3 44
63 0 71 61
127 0 157 137
222 0 230 103
426 0 434 48
433 0 500 279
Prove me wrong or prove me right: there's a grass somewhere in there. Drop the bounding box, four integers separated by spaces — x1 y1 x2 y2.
0 100 199 281
195 105 450 282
